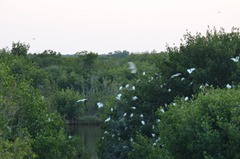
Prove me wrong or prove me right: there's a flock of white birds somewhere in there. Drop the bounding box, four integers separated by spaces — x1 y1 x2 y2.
75 56 239 145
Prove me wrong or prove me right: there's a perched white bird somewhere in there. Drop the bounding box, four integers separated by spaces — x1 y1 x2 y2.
143 71 146 75
131 106 136 110
76 99 88 103
105 116 111 122
231 56 239 62
97 102 104 108
140 114 143 118
123 113 127 117
116 93 122 100
151 133 156 137
130 138 133 142
161 108 165 113
226 84 232 89
187 68 196 74
184 97 189 101
126 84 129 88
111 108 113 111
130 113 134 117
141 120 145 125
128 62 137 73
132 86 135 90
171 73 181 78
152 125 155 129
132 96 138 100
119 86 123 90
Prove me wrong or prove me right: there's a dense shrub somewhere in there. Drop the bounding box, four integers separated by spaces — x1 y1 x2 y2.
158 87 240 159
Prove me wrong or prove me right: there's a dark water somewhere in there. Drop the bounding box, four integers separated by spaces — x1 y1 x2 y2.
70 125 101 159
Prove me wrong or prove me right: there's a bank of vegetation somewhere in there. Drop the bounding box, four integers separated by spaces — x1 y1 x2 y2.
0 27 240 158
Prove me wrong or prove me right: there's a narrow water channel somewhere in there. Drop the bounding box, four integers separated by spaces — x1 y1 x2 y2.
70 125 101 159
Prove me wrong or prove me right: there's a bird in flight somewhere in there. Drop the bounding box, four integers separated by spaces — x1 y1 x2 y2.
128 62 137 74
76 99 88 103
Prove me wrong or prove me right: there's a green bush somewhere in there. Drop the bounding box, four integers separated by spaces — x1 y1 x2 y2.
158 87 240 159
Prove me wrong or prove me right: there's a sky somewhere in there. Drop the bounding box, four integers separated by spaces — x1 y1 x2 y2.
1 0 240 54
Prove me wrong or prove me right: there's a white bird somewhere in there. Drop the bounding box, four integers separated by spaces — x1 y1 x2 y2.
128 62 137 73
111 108 113 111
116 93 122 100
184 97 189 101
171 73 181 78
160 108 165 113
132 86 135 90
130 138 133 142
76 99 88 103
143 71 146 75
126 84 129 88
123 113 127 117
226 84 232 89
105 116 111 122
119 86 123 90
97 102 104 108
152 125 155 129
131 106 136 110
141 120 145 125
132 96 138 100
187 68 196 74
231 56 239 62
151 133 156 137
130 113 134 117
140 114 143 118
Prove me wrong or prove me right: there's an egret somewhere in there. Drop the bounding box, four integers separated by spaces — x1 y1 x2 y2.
187 68 196 74
116 93 122 100
97 102 104 108
231 56 239 62
171 73 181 78
128 62 137 73
141 120 145 125
123 113 127 117
132 86 135 90
130 138 133 142
130 113 134 117
226 84 232 89
143 71 146 75
140 114 143 118
184 97 189 101
111 108 113 111
76 98 88 103
151 133 156 137
160 108 165 113
126 84 129 88
132 96 138 100
131 106 136 110
119 86 123 90
105 116 111 122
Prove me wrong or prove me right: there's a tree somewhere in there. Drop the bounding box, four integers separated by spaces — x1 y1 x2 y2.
11 42 29 56
158 87 240 159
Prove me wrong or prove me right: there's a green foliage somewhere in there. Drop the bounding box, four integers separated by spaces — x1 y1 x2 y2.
11 41 29 56
0 51 81 159
158 88 240 159
98 27 240 158
55 88 86 121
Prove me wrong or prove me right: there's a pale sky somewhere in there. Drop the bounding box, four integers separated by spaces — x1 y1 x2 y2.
1 0 240 54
